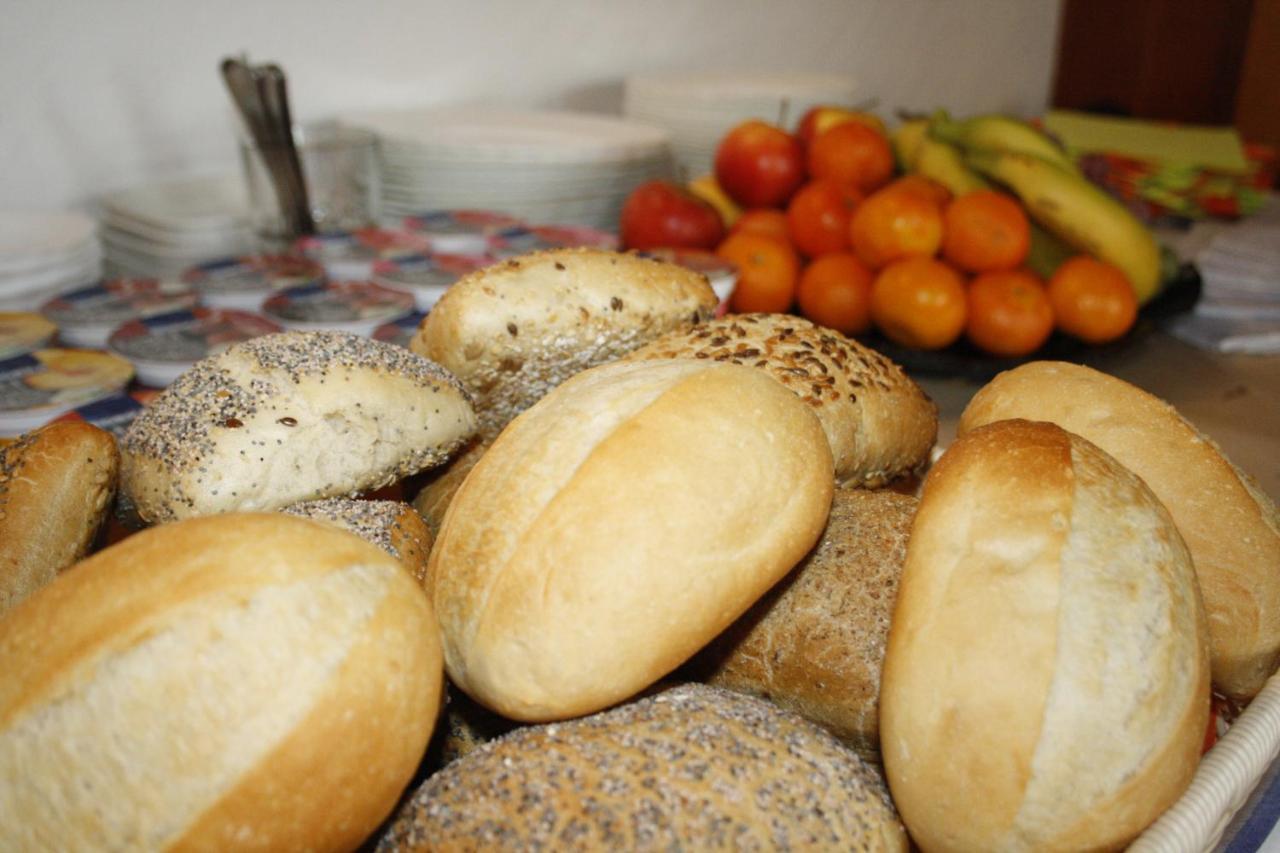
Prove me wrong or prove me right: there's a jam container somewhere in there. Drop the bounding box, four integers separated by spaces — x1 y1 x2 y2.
372 310 427 349
637 248 738 313
399 210 524 255
108 307 283 388
0 312 57 360
371 252 492 311
40 278 198 348
0 348 134 437
261 280 415 337
294 227 429 280
487 224 618 259
51 390 155 438
181 254 324 312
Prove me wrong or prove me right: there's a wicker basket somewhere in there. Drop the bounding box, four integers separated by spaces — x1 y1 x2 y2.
1132 674 1280 851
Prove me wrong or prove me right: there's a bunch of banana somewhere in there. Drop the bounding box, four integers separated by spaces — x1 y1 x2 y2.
891 119 989 197
892 111 1165 303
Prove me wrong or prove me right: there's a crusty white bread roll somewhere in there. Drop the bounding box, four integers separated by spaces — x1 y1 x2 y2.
624 313 937 487
375 683 908 851
691 488 916 761
410 437 488 538
0 421 118 614
958 360 1280 701
281 497 433 587
881 419 1210 852
0 512 443 852
120 330 477 524
431 358 834 722
410 248 718 439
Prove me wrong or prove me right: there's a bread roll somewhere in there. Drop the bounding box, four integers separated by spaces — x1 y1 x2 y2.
410 248 718 439
281 497 433 587
881 419 1210 852
376 683 908 852
0 421 118 614
120 330 477 523
624 313 937 487
410 437 488 537
691 488 916 761
958 360 1280 701
0 512 443 852
431 358 834 722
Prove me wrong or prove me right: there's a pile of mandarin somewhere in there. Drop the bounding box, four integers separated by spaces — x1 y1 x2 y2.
628 115 1140 358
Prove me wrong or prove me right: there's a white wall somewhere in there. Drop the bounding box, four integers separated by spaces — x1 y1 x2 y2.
0 0 1062 212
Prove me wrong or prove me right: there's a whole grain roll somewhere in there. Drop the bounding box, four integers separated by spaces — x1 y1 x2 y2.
431 358 834 722
281 497 433 587
624 313 937 487
376 682 908 852
691 488 916 761
958 360 1280 701
0 421 118 614
410 248 718 439
0 512 443 853
881 419 1210 852
120 330 477 523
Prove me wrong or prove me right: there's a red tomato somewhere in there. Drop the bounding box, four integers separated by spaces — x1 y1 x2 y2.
618 180 726 251
714 121 806 209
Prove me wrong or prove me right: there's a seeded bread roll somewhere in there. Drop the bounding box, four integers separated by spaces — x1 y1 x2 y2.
0 421 118 614
958 360 1280 701
432 358 834 722
410 438 488 538
690 488 916 762
376 683 908 852
881 419 1210 852
624 313 937 487
0 512 444 852
120 330 477 524
281 497 433 587
410 248 718 439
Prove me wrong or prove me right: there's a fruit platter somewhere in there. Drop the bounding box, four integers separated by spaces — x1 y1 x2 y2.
618 105 1203 377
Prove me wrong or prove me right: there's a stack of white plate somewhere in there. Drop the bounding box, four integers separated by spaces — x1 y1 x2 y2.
98 176 255 278
340 106 676 230
0 211 102 310
623 71 861 180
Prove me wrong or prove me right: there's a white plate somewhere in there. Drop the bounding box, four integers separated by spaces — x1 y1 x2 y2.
99 176 251 234
0 211 98 272
343 106 671 164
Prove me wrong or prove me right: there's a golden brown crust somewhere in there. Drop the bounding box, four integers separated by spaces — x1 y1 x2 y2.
691 488 916 761
0 513 443 851
410 248 718 440
624 313 937 487
410 438 488 539
0 421 118 614
430 358 834 722
375 683 908 852
958 360 1280 700
881 419 1209 851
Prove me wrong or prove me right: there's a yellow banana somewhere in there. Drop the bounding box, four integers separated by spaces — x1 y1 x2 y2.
967 149 1162 303
687 174 741 228
931 110 1078 173
891 119 928 171
914 137 990 197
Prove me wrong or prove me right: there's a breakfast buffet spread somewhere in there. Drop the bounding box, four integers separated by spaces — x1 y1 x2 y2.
1 77 1279 852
